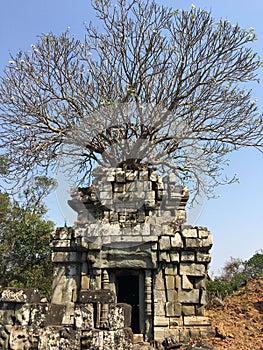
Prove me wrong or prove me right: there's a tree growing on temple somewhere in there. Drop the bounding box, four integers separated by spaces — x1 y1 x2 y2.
0 0 262 200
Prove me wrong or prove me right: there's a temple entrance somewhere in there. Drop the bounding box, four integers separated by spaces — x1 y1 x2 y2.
116 274 140 333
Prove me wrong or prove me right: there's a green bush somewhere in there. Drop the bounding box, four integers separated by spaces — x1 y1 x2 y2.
230 272 249 290
206 278 233 299
243 252 263 278
207 251 263 302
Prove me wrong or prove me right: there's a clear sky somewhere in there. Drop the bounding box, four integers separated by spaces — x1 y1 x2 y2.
0 0 262 275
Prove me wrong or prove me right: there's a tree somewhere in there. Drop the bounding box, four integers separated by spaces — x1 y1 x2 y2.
0 0 262 200
0 177 56 297
207 251 263 300
220 257 244 282
243 250 263 278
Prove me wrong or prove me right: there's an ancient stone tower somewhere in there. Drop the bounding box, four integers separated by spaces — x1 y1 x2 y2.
53 167 213 344
0 167 213 349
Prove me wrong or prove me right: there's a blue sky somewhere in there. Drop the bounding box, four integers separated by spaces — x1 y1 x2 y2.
0 0 262 275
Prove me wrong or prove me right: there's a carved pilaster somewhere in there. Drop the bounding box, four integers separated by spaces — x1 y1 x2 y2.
145 270 152 316
145 270 153 341
100 269 109 329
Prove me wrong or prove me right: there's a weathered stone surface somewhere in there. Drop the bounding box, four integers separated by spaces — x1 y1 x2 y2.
0 306 15 326
170 252 180 262
29 303 66 327
154 290 166 303
167 290 176 303
165 275 175 290
180 263 206 277
154 302 165 316
154 316 169 327
182 227 198 238
182 305 195 316
183 316 211 326
154 270 165 290
196 252 211 263
159 251 170 262
171 233 183 248
1 288 40 304
14 304 31 326
79 289 116 303
185 238 202 249
169 318 183 328
108 304 132 330
201 235 213 248
181 251 195 262
165 302 175 317
81 328 133 350
182 275 193 290
159 236 171 250
178 289 200 304
74 304 93 329
38 326 79 350
46 304 66 326
9 327 31 350
197 228 209 238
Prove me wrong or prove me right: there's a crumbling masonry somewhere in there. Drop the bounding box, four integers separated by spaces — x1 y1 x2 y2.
0 167 213 349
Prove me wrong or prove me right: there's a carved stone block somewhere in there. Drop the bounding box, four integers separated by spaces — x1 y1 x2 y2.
1 288 40 304
79 290 116 304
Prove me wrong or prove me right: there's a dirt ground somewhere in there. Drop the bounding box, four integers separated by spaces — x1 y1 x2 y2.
202 276 263 350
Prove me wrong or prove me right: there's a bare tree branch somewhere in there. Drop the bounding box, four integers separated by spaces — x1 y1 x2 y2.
0 0 262 200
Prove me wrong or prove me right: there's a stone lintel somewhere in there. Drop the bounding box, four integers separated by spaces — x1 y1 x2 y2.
79 290 116 304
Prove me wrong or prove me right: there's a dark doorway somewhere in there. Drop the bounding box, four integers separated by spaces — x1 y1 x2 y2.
116 275 140 333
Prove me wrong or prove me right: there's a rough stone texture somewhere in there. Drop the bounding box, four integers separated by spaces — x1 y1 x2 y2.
0 167 213 348
79 289 116 303
0 297 133 349
1 288 40 303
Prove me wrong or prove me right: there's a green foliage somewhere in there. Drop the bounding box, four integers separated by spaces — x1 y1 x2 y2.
207 251 263 300
243 251 263 278
220 257 244 282
0 178 56 298
0 156 8 175
206 278 234 299
230 272 249 291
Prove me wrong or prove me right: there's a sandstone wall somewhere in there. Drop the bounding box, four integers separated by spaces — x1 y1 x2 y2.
0 288 133 350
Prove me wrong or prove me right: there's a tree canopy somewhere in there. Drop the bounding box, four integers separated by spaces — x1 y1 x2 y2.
0 0 262 200
0 177 56 297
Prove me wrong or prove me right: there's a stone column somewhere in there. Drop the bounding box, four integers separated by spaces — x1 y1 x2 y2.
93 268 102 328
100 269 109 329
145 270 153 341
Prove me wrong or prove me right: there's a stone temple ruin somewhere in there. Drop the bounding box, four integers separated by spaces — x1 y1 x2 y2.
0 167 213 349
